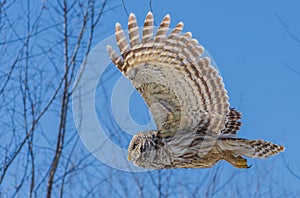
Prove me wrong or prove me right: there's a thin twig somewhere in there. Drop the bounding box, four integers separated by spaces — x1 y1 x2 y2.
282 155 300 180
149 0 157 26
121 0 129 17
284 61 300 76
275 12 300 45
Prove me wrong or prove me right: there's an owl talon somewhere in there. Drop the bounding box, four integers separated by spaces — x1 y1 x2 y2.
235 158 248 168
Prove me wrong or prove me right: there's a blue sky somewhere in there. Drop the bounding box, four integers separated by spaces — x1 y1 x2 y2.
2 0 300 196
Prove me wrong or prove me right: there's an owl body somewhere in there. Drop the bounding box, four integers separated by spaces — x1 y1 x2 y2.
107 12 285 169
129 131 253 169
129 131 219 169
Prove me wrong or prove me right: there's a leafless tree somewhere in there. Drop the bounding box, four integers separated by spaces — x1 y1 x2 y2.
0 0 118 197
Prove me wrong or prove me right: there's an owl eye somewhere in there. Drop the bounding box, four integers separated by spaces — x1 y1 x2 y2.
132 143 138 150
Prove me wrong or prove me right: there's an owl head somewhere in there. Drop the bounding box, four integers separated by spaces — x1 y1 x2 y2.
127 134 143 162
127 130 159 164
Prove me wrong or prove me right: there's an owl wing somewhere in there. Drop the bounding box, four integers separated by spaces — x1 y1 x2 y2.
107 12 230 139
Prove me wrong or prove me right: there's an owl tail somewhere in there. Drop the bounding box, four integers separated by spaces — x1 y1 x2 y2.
217 138 285 158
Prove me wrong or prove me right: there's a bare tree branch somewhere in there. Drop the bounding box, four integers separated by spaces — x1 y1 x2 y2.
121 0 129 17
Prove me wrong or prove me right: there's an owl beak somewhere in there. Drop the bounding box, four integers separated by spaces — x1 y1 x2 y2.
127 155 131 161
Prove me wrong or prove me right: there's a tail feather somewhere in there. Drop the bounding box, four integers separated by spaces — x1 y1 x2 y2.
218 138 285 158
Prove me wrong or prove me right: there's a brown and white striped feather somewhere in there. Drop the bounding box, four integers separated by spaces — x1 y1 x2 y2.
107 12 230 143
218 138 285 158
221 108 242 136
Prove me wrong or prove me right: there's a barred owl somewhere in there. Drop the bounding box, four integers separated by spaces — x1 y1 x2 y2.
107 12 284 169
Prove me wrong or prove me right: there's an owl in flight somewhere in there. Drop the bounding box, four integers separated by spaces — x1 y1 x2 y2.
107 12 284 169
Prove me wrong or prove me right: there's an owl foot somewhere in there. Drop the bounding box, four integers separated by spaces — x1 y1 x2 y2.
235 157 250 169
224 152 250 169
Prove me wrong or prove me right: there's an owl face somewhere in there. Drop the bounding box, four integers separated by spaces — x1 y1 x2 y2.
127 134 143 162
127 130 159 166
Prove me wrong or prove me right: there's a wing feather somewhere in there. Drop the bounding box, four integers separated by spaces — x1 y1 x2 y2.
115 23 130 56
128 13 140 48
107 12 230 138
142 12 154 44
221 108 242 136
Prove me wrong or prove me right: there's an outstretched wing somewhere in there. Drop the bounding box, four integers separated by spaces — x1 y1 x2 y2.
107 12 230 138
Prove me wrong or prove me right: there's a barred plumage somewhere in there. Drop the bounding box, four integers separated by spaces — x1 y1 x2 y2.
221 108 242 136
107 12 285 169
